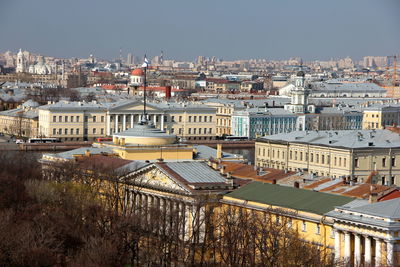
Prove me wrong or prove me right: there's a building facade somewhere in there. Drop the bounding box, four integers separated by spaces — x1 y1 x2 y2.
363 104 400 130
255 130 400 186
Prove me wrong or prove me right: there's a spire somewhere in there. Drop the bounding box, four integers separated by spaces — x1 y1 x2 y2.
141 55 149 124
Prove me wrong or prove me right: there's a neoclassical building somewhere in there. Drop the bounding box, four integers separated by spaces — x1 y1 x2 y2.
38 100 217 141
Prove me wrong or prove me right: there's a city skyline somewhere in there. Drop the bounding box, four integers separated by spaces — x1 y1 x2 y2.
0 0 399 61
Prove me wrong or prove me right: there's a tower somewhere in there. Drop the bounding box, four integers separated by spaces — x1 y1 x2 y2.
16 49 25 73
284 70 314 114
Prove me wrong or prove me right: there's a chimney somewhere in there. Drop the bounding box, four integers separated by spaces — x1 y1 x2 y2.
216 143 223 159
369 192 378 204
220 165 226 175
165 86 172 99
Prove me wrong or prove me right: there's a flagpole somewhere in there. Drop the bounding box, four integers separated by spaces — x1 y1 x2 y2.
143 66 147 122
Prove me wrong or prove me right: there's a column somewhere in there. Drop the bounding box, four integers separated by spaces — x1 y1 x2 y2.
153 114 157 125
161 114 165 130
106 114 111 136
386 241 394 267
334 230 341 262
122 114 126 131
344 232 351 262
365 235 372 265
354 234 361 266
115 114 119 133
375 238 381 267
137 114 141 123
130 114 134 128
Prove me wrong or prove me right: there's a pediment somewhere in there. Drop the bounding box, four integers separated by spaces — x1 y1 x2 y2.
111 101 162 112
126 166 191 195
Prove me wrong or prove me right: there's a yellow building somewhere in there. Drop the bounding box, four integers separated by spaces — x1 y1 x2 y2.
222 181 400 266
38 100 108 141
221 181 355 261
0 100 39 137
255 130 400 186
203 102 237 137
38 100 217 141
362 104 400 130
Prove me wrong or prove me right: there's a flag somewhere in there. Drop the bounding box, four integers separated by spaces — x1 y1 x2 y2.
141 55 149 68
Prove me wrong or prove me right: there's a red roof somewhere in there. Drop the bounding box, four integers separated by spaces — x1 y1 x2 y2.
131 68 144 76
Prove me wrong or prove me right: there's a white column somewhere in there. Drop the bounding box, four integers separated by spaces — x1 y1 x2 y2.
334 230 341 262
365 235 372 265
106 114 111 136
130 114 134 128
375 238 382 267
354 234 361 266
161 114 165 130
122 114 126 131
344 232 351 262
137 114 141 123
153 114 157 125
115 114 119 133
386 241 394 267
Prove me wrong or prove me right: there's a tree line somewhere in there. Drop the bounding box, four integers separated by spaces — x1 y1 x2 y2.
0 151 339 266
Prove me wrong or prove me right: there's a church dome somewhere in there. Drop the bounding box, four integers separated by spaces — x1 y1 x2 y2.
131 68 144 76
113 123 177 146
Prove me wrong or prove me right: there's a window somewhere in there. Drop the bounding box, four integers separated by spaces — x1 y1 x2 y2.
334 157 337 165
199 116 202 122
101 116 104 122
300 152 303 161
64 129 68 135
53 129 56 135
171 116 175 122
101 128 104 135
179 116 182 122
188 128 191 134
179 128 183 134
295 151 297 160
70 116 74 122
93 128 96 134
76 129 80 135
84 116 88 122
311 153 314 162
316 224 320 235
339 158 342 166
263 149 265 157
316 154 319 163
204 116 207 122
194 116 197 122
76 116 80 122
53 116 56 122
71 128 73 135
65 116 68 122
209 116 212 122
322 155 325 164
193 128 197 134
343 158 346 167
58 128 62 134
392 157 396 167
209 128 212 134
189 116 192 122
84 128 88 135
302 221 307 232
93 116 96 122
170 128 174 133
355 158 359 167
59 116 62 122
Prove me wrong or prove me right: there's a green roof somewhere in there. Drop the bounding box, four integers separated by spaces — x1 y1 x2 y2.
225 181 355 215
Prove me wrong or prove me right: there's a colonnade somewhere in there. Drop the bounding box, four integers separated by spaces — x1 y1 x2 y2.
106 113 165 135
334 230 394 266
124 190 204 242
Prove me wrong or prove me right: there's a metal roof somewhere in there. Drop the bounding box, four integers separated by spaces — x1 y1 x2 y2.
164 161 227 184
225 181 355 215
258 129 400 149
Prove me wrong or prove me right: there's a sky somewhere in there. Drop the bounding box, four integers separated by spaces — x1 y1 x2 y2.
0 0 399 61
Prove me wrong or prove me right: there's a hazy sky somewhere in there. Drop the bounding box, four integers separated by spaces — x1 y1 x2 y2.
0 0 399 61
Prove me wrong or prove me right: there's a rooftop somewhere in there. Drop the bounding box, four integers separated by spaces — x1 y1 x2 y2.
258 129 400 149
224 181 354 215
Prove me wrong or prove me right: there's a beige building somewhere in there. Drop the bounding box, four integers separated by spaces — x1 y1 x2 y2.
363 104 400 130
38 100 217 141
255 130 400 186
0 100 39 137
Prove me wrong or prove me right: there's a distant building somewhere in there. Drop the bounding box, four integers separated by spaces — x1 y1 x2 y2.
16 49 26 73
255 129 400 186
362 104 400 130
